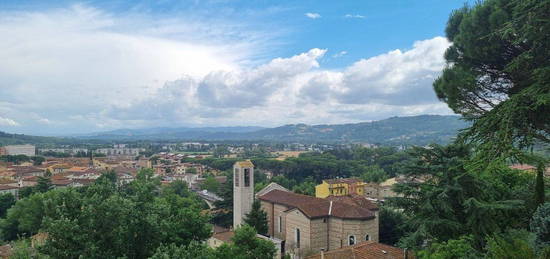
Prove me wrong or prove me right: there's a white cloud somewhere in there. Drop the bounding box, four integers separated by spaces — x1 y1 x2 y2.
0 4 273 133
305 12 321 19
332 51 348 58
0 4 454 133
0 117 19 127
112 37 453 127
344 14 366 19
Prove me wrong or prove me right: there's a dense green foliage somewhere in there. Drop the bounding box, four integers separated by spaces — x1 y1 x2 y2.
0 171 212 259
388 145 543 248
0 193 15 218
434 0 549 153
434 0 549 209
150 224 276 259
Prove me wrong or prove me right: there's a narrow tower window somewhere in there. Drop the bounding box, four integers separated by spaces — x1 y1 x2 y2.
244 168 250 187
234 168 239 187
295 228 301 248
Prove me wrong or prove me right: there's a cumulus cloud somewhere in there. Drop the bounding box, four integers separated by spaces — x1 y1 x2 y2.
111 37 453 127
0 4 454 133
305 13 321 19
0 117 19 127
0 4 272 133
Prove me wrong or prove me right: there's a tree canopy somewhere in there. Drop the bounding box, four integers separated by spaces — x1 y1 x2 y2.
434 0 549 158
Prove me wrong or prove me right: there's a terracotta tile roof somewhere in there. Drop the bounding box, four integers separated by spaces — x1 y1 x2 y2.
306 241 415 259
66 167 88 172
0 244 12 258
52 178 72 186
325 194 379 211
325 178 364 185
258 190 375 220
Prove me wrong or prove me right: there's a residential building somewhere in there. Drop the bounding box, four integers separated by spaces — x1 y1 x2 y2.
315 178 366 198
3 145 36 156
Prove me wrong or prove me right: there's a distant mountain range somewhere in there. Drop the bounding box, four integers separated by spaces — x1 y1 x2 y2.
75 115 470 145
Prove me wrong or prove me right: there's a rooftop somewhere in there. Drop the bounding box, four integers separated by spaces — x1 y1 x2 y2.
325 178 364 185
258 189 375 220
306 241 415 259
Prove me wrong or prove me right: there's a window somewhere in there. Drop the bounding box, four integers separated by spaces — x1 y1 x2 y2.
295 228 301 248
244 168 250 187
365 234 370 241
234 168 239 187
278 216 282 233
348 235 356 246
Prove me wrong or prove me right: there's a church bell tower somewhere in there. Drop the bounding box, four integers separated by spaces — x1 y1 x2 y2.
233 160 254 229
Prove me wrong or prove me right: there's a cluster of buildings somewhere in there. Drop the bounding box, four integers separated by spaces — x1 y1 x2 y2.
315 177 410 201
209 161 412 259
0 144 36 156
0 147 220 199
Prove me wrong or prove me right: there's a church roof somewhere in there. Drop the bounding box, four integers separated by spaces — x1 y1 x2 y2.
306 241 415 259
258 189 375 220
255 182 289 198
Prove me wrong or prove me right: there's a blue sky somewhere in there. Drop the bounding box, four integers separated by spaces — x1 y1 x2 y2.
0 0 472 135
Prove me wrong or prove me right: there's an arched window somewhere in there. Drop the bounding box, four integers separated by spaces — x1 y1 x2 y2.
348 235 356 246
365 234 370 241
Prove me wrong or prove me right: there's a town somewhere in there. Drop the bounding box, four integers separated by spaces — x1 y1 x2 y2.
0 0 548 258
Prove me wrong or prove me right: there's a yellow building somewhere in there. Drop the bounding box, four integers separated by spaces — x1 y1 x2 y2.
315 178 366 198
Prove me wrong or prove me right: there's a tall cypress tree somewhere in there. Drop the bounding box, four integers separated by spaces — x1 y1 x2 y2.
244 200 268 236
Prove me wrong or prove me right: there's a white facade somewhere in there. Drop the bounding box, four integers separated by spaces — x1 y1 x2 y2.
233 161 254 229
4 145 35 156
96 148 141 156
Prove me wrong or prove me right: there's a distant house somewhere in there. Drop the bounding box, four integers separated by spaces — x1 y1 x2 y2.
315 178 366 198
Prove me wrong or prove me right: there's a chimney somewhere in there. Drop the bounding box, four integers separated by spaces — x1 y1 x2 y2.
404 248 408 259
320 249 325 259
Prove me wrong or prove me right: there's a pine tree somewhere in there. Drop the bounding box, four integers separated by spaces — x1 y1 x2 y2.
244 200 268 236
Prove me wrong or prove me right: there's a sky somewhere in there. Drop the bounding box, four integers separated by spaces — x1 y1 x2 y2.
0 0 473 135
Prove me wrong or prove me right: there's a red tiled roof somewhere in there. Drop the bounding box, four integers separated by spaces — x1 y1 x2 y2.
306 241 415 259
258 190 375 220
325 194 379 211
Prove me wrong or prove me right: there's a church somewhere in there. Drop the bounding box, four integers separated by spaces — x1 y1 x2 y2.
232 161 379 258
